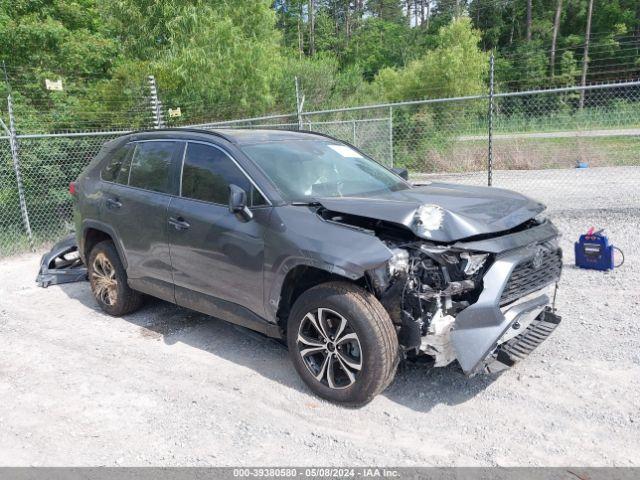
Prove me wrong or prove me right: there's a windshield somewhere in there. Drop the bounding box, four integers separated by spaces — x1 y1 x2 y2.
240 140 409 202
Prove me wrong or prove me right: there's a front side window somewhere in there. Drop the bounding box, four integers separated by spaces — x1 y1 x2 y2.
240 140 409 202
181 143 264 205
128 141 179 194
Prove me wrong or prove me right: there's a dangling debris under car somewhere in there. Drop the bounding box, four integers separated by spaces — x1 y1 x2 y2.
36 234 87 288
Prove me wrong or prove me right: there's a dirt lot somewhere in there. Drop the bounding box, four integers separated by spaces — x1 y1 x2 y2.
1 168 639 466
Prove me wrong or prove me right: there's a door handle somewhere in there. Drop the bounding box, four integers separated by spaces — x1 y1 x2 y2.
168 217 190 231
106 198 122 209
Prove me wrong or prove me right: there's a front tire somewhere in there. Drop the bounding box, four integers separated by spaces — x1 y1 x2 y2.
287 282 398 407
88 240 143 316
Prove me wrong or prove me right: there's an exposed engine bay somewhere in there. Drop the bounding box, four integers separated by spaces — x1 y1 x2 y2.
319 207 563 374
372 241 491 368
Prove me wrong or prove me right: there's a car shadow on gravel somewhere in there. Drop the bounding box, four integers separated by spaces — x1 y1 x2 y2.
58 283 306 392
383 362 500 412
59 282 497 410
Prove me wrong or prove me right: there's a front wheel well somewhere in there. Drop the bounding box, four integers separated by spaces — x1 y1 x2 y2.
276 265 368 331
83 228 113 263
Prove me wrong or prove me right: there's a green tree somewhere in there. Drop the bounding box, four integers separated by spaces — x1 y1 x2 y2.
367 0 406 23
272 52 366 112
374 16 488 101
107 0 282 120
343 19 412 80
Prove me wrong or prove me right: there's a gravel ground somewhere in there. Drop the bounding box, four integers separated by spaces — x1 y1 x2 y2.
0 168 639 466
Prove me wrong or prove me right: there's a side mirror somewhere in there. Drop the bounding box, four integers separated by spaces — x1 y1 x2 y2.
228 184 253 221
391 167 409 181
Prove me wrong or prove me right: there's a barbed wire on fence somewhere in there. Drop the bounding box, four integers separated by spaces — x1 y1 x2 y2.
1 62 639 256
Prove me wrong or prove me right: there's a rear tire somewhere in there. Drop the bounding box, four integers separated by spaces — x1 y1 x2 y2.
287 281 398 407
88 240 143 316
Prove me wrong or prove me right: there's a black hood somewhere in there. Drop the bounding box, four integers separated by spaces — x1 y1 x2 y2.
317 182 545 243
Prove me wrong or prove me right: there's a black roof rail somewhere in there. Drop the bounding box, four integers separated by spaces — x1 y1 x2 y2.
125 126 343 146
126 127 237 143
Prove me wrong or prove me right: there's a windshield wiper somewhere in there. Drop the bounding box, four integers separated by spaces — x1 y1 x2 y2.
291 201 322 206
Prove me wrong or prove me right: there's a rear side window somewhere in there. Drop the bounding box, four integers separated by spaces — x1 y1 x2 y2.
181 143 258 205
128 141 179 194
101 143 133 182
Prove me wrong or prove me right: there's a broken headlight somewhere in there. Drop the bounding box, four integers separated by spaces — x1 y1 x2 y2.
388 248 410 276
421 244 488 278
460 252 489 276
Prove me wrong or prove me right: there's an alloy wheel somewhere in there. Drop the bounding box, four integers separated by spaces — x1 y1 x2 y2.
297 308 363 389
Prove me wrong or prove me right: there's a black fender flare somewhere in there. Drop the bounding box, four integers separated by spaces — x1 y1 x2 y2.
80 219 129 270
264 254 392 323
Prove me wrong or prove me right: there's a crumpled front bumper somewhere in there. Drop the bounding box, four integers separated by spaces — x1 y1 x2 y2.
483 306 561 374
36 234 87 288
450 241 561 375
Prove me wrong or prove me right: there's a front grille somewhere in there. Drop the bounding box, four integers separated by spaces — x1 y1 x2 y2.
500 246 562 306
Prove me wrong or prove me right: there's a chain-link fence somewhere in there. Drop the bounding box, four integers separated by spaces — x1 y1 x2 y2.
0 132 125 256
209 80 640 209
1 78 639 256
0 72 160 256
0 136 26 255
197 113 395 167
490 83 640 212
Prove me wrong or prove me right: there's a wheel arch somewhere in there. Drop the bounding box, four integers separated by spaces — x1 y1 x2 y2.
81 220 128 269
275 264 368 332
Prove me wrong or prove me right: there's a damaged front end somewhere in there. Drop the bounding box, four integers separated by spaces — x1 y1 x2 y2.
367 218 563 376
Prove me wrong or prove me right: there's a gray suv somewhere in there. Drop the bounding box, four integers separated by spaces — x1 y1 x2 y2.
73 128 562 406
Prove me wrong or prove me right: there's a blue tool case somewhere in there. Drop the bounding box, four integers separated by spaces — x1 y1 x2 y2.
575 230 618 271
